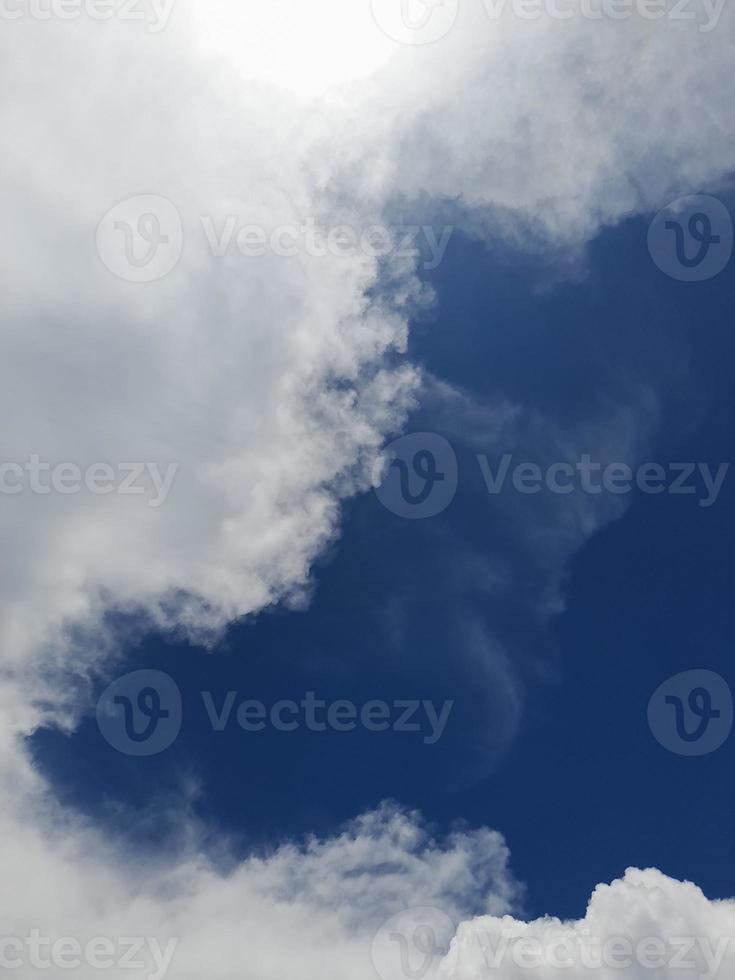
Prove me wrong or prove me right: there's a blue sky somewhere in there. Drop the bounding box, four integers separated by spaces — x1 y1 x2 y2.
32 196 735 924
4 4 735 979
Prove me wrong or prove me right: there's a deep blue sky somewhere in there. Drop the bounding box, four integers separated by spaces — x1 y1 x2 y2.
32 196 735 922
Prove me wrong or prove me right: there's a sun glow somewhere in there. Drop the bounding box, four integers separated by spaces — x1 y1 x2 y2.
189 0 397 99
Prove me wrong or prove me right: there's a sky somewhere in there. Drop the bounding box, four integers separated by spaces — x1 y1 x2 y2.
1 2 735 979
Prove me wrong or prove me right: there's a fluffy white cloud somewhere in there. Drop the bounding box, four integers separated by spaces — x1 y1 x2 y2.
1 781 733 980
0 0 733 712
444 867 735 980
0 2 734 976
0 7 421 714
359 2 735 246
0 797 518 979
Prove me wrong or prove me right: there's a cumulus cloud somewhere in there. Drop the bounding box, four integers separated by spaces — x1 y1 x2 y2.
0 0 733 714
444 868 735 980
359 1 735 246
0 0 734 975
0 6 421 719
2 780 733 980
0 797 519 979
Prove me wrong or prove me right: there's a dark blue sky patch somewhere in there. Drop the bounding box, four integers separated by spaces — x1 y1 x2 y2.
30 199 735 920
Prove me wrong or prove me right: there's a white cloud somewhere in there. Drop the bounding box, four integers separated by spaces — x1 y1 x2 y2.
444 868 735 980
0 0 733 716
1 782 733 980
0 798 519 979
347 2 735 246
0 9 421 714
0 2 734 974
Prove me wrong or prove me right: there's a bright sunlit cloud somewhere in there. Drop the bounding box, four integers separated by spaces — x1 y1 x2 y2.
188 0 397 97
